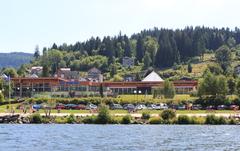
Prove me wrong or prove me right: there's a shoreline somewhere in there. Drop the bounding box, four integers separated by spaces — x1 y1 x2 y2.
1 112 240 118
1 113 240 125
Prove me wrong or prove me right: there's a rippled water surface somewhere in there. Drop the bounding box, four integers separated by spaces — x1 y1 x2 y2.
0 125 240 151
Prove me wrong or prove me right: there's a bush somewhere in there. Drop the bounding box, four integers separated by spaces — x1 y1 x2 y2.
121 115 131 124
205 115 227 125
218 116 227 124
82 116 97 124
30 113 42 124
141 112 150 120
149 117 163 124
110 116 122 124
160 109 176 121
228 118 237 125
0 92 4 103
190 116 205 124
66 114 76 124
55 117 67 124
177 115 191 124
96 104 111 124
205 115 218 124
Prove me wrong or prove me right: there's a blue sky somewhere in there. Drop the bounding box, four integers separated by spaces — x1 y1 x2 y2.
0 0 240 53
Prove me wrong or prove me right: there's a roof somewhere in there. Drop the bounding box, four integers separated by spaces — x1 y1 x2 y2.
142 71 164 82
60 68 71 71
88 67 101 74
30 74 38 78
31 66 43 70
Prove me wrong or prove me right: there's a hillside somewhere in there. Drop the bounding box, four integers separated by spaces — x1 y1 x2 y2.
0 52 33 68
7 26 240 80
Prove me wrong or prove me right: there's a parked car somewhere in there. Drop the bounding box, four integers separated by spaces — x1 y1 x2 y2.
192 104 202 110
65 104 77 110
32 104 42 110
123 104 135 110
135 104 147 110
177 105 186 110
86 103 98 110
168 104 178 110
230 105 239 110
206 105 215 110
110 104 123 110
217 105 227 110
146 104 157 110
75 104 86 110
155 103 168 110
55 103 65 110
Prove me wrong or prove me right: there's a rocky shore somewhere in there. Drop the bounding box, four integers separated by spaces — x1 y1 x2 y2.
0 114 30 124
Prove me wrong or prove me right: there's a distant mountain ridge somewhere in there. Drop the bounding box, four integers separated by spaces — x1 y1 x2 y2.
0 52 33 68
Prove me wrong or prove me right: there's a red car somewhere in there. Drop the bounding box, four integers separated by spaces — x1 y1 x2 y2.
55 103 65 110
230 105 239 110
75 104 86 110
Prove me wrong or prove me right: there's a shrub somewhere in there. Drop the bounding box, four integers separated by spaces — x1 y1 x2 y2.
205 115 218 124
110 116 122 124
0 92 4 103
55 117 67 124
82 116 97 124
42 117 51 123
96 104 111 124
217 116 227 124
141 112 150 120
205 115 227 125
160 109 176 121
149 117 163 124
228 118 237 125
30 113 42 124
121 115 131 124
66 114 76 124
177 115 191 124
190 116 205 124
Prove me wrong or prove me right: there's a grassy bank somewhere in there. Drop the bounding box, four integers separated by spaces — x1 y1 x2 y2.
27 110 239 125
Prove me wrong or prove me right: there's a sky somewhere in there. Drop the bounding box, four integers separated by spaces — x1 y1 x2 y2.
0 0 240 53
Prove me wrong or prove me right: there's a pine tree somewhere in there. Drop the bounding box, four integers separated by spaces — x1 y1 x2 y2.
52 43 58 49
34 45 40 59
136 36 144 63
188 63 192 73
143 52 152 69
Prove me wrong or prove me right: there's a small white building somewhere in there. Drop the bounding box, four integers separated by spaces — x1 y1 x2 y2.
30 66 43 76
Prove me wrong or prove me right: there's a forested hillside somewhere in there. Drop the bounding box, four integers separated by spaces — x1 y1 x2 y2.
0 52 33 68
44 26 240 68
15 26 240 80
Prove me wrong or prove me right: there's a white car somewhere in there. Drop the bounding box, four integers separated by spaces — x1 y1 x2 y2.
86 104 97 110
147 104 157 110
155 103 168 110
135 104 147 110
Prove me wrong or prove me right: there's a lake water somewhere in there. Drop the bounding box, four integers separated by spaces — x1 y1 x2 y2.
0 125 240 151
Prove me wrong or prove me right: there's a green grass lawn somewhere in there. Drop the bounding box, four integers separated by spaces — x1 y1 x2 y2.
118 94 198 104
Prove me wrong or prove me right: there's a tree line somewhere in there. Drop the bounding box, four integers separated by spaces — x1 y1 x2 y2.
38 26 240 69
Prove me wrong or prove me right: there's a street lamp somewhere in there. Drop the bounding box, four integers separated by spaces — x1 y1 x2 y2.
134 90 142 102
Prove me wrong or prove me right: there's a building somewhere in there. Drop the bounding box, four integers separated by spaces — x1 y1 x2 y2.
87 67 103 82
30 66 43 76
11 71 197 97
55 68 79 79
122 57 134 68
